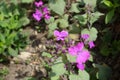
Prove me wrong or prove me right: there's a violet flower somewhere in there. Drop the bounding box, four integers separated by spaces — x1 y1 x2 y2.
33 9 43 21
76 50 90 63
54 30 68 41
35 1 43 7
68 42 84 56
88 41 95 49
43 7 49 14
44 14 50 20
77 63 85 71
81 34 89 41
68 42 90 70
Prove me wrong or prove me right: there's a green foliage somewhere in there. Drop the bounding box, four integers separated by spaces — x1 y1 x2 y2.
82 0 97 10
0 1 30 61
94 64 112 80
49 57 67 80
69 3 80 13
69 70 90 80
102 0 120 24
0 67 9 80
105 9 114 24
49 0 65 16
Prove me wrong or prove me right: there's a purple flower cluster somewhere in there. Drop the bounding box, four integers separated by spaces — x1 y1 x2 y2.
33 0 50 21
68 34 95 70
68 42 90 70
54 30 68 41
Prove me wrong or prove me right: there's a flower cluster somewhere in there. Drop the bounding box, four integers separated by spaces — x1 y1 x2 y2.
68 34 95 70
54 30 68 41
33 0 50 21
68 42 90 70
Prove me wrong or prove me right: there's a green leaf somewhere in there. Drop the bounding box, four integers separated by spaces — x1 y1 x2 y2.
6 32 17 46
63 14 69 20
19 17 30 26
81 27 98 41
0 13 4 21
49 0 65 15
82 0 97 10
0 34 5 43
74 14 87 26
102 0 113 7
42 52 52 58
89 27 98 41
21 0 33 3
50 74 59 80
69 70 90 80
8 47 18 56
48 22 57 30
69 3 80 13
89 54 93 62
78 70 90 80
57 19 69 29
66 54 76 62
51 57 67 76
69 74 81 80
105 9 114 24
90 12 104 25
95 64 112 80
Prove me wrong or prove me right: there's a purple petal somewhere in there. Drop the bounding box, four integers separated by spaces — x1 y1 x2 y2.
77 63 85 70
43 7 49 14
44 14 50 20
88 41 95 49
68 46 78 56
35 1 43 7
60 30 68 37
76 50 90 63
76 42 84 52
81 34 89 41
54 30 60 37
33 9 43 21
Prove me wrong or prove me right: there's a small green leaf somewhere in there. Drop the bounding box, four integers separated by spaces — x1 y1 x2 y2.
0 34 5 43
49 0 65 15
48 22 57 30
74 14 87 26
42 52 52 58
19 17 30 26
82 0 97 10
105 9 114 24
90 12 103 25
102 0 113 7
57 19 69 29
8 47 18 56
69 3 80 13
